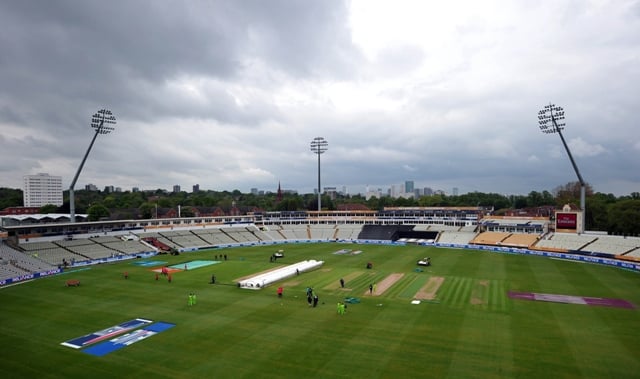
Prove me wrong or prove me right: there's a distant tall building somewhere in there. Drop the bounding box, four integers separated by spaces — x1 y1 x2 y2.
323 186 337 200
104 185 115 193
173 184 181 193
85 183 98 191
132 187 140 192
23 173 63 207
405 180 414 194
390 184 399 198
193 184 200 193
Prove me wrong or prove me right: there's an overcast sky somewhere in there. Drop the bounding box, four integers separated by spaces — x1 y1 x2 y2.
1 0 639 197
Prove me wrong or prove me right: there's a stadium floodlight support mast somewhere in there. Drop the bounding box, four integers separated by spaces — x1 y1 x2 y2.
538 103 586 213
69 109 116 223
310 137 328 212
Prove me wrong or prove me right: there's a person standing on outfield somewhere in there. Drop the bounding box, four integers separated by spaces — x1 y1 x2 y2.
340 278 345 288
188 293 193 306
369 283 373 294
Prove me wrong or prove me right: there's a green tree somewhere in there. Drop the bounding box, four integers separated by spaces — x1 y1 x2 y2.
276 197 303 211
139 202 155 219
607 199 640 236
554 181 593 208
103 195 117 209
39 204 59 214
0 188 23 209
526 191 543 207
87 204 111 221
366 196 380 210
541 190 555 205
585 195 609 232
181 206 195 218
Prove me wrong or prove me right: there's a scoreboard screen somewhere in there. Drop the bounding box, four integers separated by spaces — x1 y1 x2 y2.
556 212 578 230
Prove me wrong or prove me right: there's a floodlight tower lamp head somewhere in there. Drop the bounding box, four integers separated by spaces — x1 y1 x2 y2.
91 109 117 134
538 103 565 134
310 136 328 154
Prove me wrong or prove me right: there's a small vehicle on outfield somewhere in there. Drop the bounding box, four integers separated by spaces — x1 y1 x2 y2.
417 257 431 266
270 251 284 262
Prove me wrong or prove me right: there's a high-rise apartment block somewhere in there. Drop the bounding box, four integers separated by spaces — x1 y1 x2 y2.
23 173 63 207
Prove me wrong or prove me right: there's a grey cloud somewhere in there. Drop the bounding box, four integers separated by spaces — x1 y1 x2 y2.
1 1 638 197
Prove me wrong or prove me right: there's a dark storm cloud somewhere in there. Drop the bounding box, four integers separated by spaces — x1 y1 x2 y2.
0 0 359 127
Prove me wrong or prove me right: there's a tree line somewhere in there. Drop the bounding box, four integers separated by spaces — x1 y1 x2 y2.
1 182 639 236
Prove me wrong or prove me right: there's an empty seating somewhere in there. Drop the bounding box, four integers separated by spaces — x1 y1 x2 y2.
437 231 477 245
471 232 511 245
580 235 640 255
534 233 597 251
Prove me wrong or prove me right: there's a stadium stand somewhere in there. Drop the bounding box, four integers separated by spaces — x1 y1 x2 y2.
141 237 171 252
534 233 597 252
97 239 154 255
0 241 57 280
578 235 640 255
19 241 79 266
623 247 640 259
3 207 640 286
334 224 363 240
500 233 541 248
426 225 461 232
277 224 309 240
250 225 284 241
436 231 478 245
158 230 210 248
218 227 258 243
309 224 337 240
358 225 418 240
480 216 547 234
246 225 273 241
470 232 512 246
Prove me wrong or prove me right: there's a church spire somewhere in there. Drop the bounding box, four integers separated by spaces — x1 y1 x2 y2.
276 181 283 202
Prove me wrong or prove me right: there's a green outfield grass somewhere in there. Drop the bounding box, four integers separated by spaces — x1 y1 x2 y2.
1 243 639 378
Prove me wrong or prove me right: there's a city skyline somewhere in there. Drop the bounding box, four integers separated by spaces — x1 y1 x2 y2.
75 178 452 198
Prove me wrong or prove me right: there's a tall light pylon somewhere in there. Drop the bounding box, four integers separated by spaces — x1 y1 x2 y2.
309 137 328 212
538 103 586 215
69 109 116 222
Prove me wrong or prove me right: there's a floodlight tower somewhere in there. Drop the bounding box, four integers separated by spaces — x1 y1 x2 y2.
69 109 116 222
538 103 585 213
310 137 328 212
